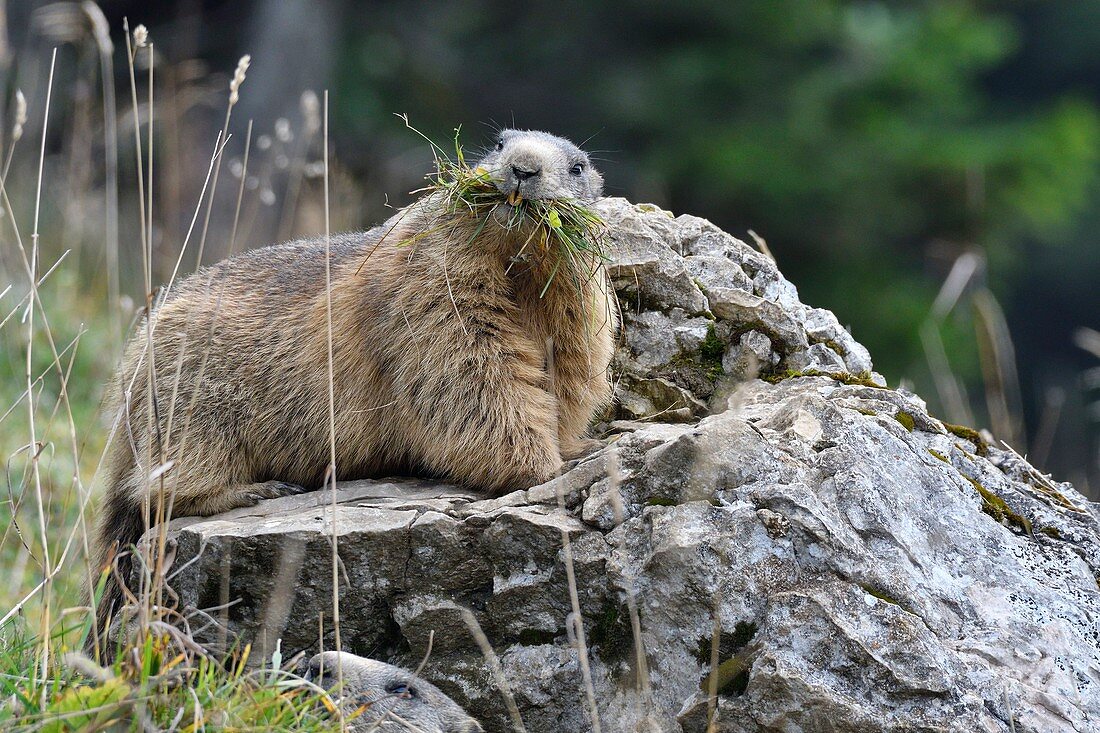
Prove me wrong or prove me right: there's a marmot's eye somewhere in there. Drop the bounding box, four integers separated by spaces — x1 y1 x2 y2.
495 138 504 151
386 682 416 698
570 162 584 175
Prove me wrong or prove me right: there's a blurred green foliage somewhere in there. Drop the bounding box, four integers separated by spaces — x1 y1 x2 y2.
330 0 1100 389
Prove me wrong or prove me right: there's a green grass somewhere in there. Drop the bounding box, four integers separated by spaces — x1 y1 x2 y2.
405 122 609 297
0 272 350 732
0 618 343 732
0 271 346 728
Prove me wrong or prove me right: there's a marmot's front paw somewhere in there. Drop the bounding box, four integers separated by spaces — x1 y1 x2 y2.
561 437 604 460
236 481 309 508
523 459 563 489
485 441 561 496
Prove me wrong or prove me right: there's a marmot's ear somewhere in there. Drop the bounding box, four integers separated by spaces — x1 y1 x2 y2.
592 169 605 197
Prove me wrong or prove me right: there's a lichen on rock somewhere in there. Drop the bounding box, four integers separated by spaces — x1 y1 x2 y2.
155 198 1100 733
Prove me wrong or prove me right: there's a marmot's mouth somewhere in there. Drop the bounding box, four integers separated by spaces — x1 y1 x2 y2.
503 191 565 206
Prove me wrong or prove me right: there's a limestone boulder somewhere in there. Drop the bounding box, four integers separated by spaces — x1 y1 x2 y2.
156 199 1100 733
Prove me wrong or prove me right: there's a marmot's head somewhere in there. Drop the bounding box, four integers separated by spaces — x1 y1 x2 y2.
476 129 603 202
304 651 483 732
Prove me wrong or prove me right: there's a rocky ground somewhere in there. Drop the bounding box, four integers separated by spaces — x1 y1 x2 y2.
156 199 1100 732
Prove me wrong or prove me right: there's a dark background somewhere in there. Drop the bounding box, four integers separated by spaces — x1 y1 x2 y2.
5 0 1100 492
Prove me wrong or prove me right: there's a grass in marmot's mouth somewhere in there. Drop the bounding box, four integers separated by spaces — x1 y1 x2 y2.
403 120 609 297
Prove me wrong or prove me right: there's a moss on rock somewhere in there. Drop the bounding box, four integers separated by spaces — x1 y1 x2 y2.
894 411 916 431
943 422 989 456
766 368 886 389
962 474 1032 535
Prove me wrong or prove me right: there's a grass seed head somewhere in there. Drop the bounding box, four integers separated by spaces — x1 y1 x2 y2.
229 55 250 105
132 24 148 48
12 90 26 142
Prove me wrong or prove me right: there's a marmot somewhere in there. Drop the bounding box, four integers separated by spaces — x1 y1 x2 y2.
91 129 616 642
304 651 483 732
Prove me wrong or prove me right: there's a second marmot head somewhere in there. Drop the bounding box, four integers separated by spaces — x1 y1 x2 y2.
305 651 483 732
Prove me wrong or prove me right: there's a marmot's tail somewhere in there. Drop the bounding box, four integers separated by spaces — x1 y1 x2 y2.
86 493 145 658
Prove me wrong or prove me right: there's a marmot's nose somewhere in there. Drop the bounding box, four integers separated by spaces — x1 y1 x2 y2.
512 165 540 181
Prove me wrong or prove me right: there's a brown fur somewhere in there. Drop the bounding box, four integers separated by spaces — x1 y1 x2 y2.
91 193 616 643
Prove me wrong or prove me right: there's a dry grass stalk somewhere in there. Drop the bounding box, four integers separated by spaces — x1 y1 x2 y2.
972 287 1025 449
543 345 603 733
274 90 323 242
923 251 1027 455
605 449 656 725
27 46 59 689
80 2 120 342
121 17 161 649
194 54 249 270
322 89 344 679
227 120 254 257
921 252 981 426
461 609 527 733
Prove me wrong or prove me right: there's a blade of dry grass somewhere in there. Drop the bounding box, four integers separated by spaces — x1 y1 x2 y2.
605 449 655 723
159 130 231 303
972 287 1025 449
461 609 527 733
1031 387 1064 469
275 91 322 242
1075 327 1100 359
227 120 254 257
921 251 981 427
27 47 59 690
194 54 249 270
545 343 602 733
82 1 120 344
322 89 343 684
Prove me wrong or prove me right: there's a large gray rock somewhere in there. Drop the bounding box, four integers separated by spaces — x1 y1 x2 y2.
597 200 873 422
156 199 1100 732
